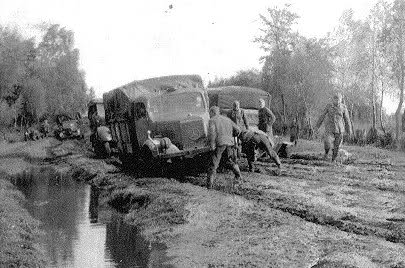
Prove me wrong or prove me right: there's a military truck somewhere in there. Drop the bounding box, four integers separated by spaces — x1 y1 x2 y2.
207 86 271 129
103 75 210 169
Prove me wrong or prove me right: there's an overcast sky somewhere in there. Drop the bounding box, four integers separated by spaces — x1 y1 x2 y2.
1 0 392 110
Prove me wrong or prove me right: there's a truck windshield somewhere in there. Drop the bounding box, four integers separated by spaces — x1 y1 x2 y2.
149 92 205 119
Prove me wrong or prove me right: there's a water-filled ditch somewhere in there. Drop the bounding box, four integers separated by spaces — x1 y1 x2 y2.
12 166 171 268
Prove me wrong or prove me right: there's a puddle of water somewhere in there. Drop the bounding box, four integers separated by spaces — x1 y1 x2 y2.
13 166 172 268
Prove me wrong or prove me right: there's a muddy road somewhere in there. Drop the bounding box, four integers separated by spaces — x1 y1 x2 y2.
1 137 405 267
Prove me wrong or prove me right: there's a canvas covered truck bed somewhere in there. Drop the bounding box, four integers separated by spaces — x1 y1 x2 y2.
207 86 271 110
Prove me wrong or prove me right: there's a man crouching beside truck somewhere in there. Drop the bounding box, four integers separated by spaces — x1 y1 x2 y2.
239 129 282 174
207 106 242 190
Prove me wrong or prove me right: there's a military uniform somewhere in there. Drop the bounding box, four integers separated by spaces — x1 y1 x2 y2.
258 107 276 140
316 102 352 161
90 113 101 132
228 108 249 130
240 130 281 171
207 114 241 189
228 107 249 159
289 120 299 145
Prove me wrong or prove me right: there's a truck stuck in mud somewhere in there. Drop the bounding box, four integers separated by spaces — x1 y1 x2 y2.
103 75 211 169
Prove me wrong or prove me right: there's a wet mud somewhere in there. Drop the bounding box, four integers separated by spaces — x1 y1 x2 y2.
1 138 405 267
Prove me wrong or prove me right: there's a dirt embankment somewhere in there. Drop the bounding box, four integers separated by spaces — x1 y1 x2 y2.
0 175 48 268
2 137 405 267
0 139 54 268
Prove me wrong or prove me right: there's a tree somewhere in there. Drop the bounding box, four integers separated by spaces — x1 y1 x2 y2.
285 37 334 123
208 69 262 88
0 23 90 128
379 0 405 143
37 24 88 116
256 4 299 127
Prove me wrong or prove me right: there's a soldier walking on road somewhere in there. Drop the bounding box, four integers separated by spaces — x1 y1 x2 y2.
289 118 299 146
258 98 276 140
207 106 242 190
315 93 352 162
239 129 282 174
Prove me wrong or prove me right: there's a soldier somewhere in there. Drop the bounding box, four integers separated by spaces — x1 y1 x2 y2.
228 100 249 130
258 98 276 140
207 106 242 189
239 129 282 173
315 93 352 162
90 112 101 132
289 118 299 146
228 100 248 159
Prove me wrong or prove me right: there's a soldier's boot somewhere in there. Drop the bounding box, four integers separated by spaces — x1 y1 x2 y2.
323 148 330 160
232 165 243 190
331 149 339 163
206 171 215 189
233 164 241 180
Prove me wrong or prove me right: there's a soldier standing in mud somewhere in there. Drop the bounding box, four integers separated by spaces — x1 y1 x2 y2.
207 106 242 190
258 98 276 140
315 93 352 162
228 100 249 131
228 100 249 159
239 129 282 174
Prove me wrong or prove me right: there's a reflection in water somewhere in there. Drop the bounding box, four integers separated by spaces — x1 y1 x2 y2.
13 167 171 268
89 185 100 224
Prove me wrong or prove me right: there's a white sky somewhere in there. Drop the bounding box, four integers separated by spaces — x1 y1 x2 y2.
0 0 398 113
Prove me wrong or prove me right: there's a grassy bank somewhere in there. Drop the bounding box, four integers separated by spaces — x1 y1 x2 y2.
0 174 47 268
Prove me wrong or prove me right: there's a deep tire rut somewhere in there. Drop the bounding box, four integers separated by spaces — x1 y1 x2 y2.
235 183 405 245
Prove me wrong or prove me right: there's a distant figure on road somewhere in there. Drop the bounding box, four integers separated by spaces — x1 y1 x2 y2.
239 129 282 174
207 106 241 190
289 118 299 146
315 93 352 162
228 100 249 131
258 98 276 140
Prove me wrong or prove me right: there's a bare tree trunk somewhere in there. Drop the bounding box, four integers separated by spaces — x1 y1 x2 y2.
372 97 376 130
380 80 386 134
14 106 18 129
281 94 286 124
350 103 355 136
281 94 287 135
395 74 404 146
371 32 377 130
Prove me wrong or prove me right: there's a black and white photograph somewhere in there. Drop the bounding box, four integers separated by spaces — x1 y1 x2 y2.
1 0 405 267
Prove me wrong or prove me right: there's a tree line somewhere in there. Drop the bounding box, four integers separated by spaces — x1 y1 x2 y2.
209 0 405 146
0 24 92 128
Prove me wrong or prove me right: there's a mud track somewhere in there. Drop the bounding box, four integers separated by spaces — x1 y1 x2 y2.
3 138 405 267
